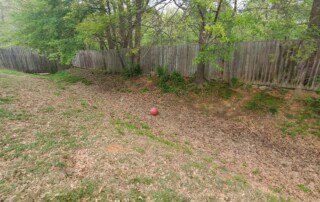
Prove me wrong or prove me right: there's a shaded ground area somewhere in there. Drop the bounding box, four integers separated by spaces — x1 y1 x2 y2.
0 68 319 201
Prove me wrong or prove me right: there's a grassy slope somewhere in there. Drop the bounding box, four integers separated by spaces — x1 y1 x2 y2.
0 68 319 201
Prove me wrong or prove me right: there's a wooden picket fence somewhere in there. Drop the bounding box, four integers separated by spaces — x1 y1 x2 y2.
1 42 319 90
74 41 320 90
0 47 66 73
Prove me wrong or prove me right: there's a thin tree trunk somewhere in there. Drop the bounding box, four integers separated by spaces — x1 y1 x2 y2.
195 21 206 84
133 0 142 64
105 26 115 49
309 0 320 30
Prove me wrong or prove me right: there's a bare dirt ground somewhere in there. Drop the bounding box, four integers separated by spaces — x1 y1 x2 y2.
0 69 319 201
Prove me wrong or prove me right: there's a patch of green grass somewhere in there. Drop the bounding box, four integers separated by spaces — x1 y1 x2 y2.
115 126 125 136
140 87 149 93
0 129 81 159
41 106 55 113
219 166 228 172
266 194 288 202
280 121 299 138
190 80 236 99
130 177 154 185
0 108 28 121
297 184 311 193
55 83 66 90
182 162 205 171
153 189 187 202
245 91 283 115
110 117 192 155
43 70 92 85
129 188 146 202
141 122 150 130
202 155 213 163
305 97 320 117
46 181 97 201
233 174 248 188
252 168 261 175
80 99 89 108
280 97 320 138
0 69 27 75
62 108 82 117
53 91 62 96
134 146 146 154
0 97 13 105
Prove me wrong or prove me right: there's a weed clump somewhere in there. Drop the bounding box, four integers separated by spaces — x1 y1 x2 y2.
123 63 142 78
305 97 320 117
245 91 282 115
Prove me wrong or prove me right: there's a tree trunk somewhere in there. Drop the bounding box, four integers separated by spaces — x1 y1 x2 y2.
309 0 320 30
195 21 206 84
105 26 115 49
133 0 142 64
118 0 128 48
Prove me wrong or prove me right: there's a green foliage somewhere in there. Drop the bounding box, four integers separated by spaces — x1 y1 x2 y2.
1 0 83 64
123 63 142 78
156 67 186 93
246 91 283 115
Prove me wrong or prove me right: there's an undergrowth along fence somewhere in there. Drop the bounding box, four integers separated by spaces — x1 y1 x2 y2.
0 46 67 73
74 41 320 90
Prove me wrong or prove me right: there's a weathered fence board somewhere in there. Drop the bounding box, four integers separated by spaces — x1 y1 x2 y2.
0 47 66 73
77 41 317 90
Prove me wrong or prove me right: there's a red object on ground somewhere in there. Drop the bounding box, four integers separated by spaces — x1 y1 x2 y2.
150 107 159 116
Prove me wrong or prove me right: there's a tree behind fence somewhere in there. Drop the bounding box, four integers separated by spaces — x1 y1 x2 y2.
74 41 320 90
0 47 66 73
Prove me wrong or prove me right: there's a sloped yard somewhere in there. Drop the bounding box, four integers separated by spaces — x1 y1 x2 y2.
0 69 319 201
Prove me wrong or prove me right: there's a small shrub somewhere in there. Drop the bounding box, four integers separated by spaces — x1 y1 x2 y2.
245 91 282 115
156 67 186 93
171 71 185 86
123 63 142 78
